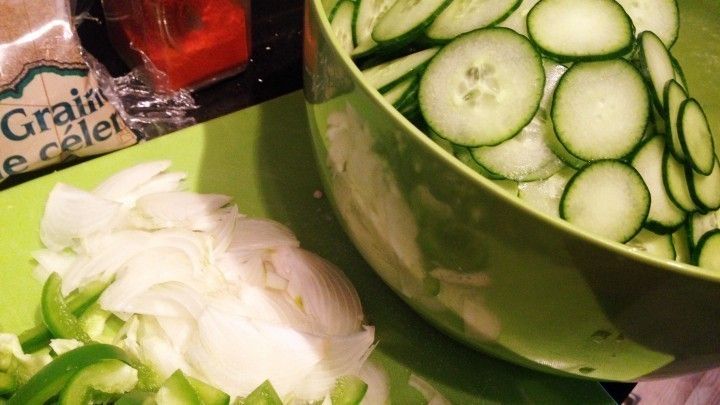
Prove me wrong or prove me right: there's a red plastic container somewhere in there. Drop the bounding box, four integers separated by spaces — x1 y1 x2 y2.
102 0 251 91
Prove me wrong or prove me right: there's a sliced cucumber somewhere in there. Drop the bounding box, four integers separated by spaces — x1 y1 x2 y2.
639 30 676 110
615 0 679 47
353 0 396 56
420 28 544 146
361 47 438 92
560 160 650 243
453 145 505 180
678 98 716 175
425 0 521 42
687 156 720 211
527 0 634 61
694 229 720 270
673 226 692 264
632 136 686 233
626 228 676 261
663 79 688 161
330 0 357 54
470 117 564 181
498 0 541 37
688 211 719 250
551 59 649 161
372 0 451 47
518 166 576 217
382 75 417 107
671 55 688 91
662 147 697 212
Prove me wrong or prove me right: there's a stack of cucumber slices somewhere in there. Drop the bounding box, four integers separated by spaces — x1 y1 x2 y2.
327 0 720 270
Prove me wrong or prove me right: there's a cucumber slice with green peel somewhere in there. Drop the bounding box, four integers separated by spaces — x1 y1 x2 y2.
453 145 505 179
688 211 719 250
639 30 676 110
545 124 586 169
632 136 686 233
420 28 545 146
663 147 697 212
687 156 720 211
671 55 688 91
615 0 679 48
353 0 395 54
527 0 634 62
425 0 522 42
560 160 650 243
382 75 417 106
678 98 716 175
241 380 283 405
361 47 439 92
330 375 368 405
372 0 452 47
663 79 688 161
693 229 720 270
498 0 541 37
626 228 676 261
59 360 138 405
470 117 565 181
156 370 202 405
673 226 692 264
518 166 576 217
330 0 357 54
551 59 649 161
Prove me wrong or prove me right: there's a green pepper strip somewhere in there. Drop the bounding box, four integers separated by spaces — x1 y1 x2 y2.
7 343 132 405
20 276 111 352
40 273 92 343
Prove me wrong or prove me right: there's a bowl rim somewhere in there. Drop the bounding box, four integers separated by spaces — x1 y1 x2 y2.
307 0 720 284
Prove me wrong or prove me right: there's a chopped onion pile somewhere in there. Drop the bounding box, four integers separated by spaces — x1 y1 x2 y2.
33 161 375 401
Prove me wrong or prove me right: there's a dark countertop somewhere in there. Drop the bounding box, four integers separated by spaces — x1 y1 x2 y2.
1 1 635 402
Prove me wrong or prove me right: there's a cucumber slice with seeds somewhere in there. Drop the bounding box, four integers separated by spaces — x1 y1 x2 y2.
663 79 688 161
425 0 522 42
615 0 679 47
678 98 716 175
372 0 452 47
560 160 650 243
687 156 720 211
420 28 545 146
361 47 439 92
632 136 686 233
527 0 634 61
551 59 649 161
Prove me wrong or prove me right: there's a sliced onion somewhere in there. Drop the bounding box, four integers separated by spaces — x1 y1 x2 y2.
93 160 172 201
40 183 121 251
228 218 299 252
134 191 232 230
270 247 364 335
31 249 76 281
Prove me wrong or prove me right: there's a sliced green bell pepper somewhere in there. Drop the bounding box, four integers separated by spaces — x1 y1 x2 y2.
187 375 230 405
7 343 132 405
59 359 138 404
40 273 92 343
330 375 368 405
156 370 202 405
20 275 111 352
239 380 282 405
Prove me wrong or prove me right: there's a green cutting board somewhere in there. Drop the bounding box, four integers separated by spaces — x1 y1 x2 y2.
0 91 614 404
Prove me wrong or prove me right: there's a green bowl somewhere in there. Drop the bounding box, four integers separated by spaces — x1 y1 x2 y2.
303 0 720 381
